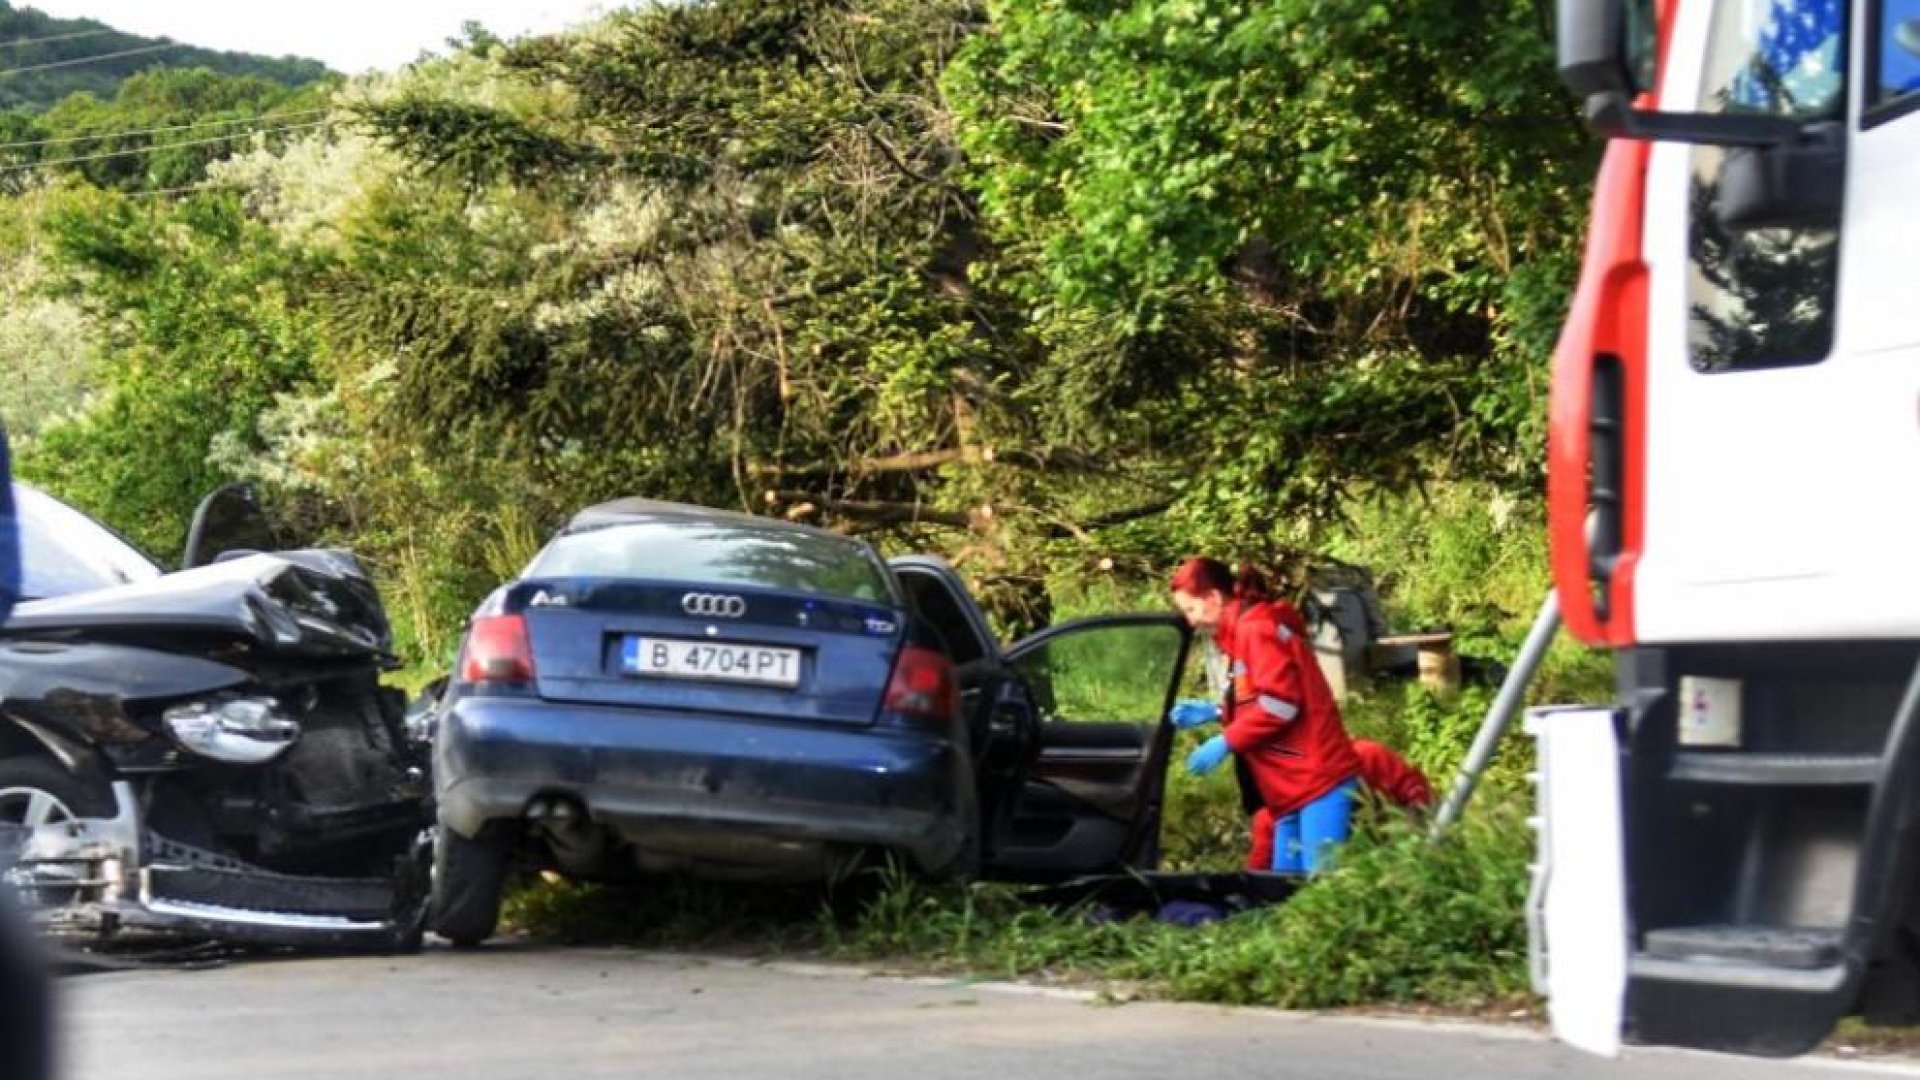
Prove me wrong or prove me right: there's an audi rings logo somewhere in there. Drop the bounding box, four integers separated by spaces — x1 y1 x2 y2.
682 592 747 619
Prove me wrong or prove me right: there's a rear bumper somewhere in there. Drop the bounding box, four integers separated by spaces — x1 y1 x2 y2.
435 695 969 872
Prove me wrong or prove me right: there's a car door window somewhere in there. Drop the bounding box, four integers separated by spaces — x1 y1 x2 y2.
898 571 991 666
1010 619 1186 726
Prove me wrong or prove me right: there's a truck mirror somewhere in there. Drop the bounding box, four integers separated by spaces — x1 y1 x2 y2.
1557 0 1802 147
1556 0 1641 104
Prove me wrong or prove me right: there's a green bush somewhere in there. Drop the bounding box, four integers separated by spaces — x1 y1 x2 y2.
1159 807 1533 1009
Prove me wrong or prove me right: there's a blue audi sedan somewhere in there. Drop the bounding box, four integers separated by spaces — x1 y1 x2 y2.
429 498 1193 944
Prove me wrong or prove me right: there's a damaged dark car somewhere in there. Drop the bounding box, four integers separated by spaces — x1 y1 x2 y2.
0 483 430 950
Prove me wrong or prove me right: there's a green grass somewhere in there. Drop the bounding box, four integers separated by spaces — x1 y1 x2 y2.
501 799 1533 1012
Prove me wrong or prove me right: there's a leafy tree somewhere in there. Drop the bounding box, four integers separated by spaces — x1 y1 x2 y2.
4 0 1602 645
18 187 325 554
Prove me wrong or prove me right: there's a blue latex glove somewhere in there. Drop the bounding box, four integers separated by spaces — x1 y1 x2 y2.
1185 734 1231 776
1168 699 1221 729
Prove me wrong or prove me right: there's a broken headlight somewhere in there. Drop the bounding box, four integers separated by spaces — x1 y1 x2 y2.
163 696 302 764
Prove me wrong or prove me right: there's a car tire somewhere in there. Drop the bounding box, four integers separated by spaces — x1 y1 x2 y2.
0 756 115 826
429 824 510 947
930 825 980 885
927 782 981 885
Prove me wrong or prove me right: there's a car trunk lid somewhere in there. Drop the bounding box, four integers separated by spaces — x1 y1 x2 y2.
514 578 903 726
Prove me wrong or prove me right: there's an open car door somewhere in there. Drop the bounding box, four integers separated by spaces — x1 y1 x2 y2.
889 556 1193 882
991 614 1191 880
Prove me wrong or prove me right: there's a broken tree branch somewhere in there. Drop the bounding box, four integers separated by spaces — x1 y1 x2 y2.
748 448 967 481
746 444 1116 482
1043 499 1175 540
766 490 972 529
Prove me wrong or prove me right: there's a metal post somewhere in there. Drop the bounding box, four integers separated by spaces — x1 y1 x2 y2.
1430 591 1562 838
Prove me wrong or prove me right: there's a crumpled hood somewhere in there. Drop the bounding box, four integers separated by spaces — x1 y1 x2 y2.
2 549 392 658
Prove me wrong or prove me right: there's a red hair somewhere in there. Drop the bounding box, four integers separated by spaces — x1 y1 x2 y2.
1169 557 1272 602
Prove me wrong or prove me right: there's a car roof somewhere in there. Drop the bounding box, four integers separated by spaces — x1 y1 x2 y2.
563 498 867 546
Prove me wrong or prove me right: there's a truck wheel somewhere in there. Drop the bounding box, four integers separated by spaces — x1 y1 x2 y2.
429 825 510 947
0 756 114 826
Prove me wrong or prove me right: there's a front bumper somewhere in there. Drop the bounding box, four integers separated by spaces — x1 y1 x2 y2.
435 694 969 874
0 782 419 950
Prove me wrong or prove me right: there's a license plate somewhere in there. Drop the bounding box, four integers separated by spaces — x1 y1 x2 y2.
620 636 802 688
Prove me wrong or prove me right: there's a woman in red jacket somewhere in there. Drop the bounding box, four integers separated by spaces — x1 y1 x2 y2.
1168 558 1363 873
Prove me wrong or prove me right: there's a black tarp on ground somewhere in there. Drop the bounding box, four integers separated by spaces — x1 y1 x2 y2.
1022 871 1303 926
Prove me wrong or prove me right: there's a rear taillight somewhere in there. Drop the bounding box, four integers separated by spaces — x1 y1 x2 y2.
461 614 535 686
884 645 956 721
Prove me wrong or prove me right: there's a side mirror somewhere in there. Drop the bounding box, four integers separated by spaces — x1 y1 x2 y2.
1557 0 1801 146
1555 0 1648 105
181 484 279 571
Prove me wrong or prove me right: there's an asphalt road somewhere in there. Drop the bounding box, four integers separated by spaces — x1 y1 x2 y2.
59 945 1920 1080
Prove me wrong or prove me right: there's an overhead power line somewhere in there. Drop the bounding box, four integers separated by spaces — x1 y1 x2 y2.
0 109 330 153
127 180 243 200
0 119 333 175
0 42 184 79
0 27 125 50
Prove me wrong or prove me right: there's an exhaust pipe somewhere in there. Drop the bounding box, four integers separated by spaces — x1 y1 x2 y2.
524 795 585 826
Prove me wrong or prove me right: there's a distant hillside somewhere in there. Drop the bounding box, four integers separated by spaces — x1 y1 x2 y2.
0 2 331 111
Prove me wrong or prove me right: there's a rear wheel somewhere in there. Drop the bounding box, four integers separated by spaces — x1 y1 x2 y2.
927 792 981 885
925 742 982 886
430 824 511 947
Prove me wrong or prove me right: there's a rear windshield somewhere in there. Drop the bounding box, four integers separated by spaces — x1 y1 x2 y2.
14 484 163 600
527 519 895 604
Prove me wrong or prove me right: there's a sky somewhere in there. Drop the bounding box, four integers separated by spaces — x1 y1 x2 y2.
18 1 620 74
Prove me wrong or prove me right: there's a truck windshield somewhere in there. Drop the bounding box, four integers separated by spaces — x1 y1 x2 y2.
1688 0 1845 373
1705 0 1845 117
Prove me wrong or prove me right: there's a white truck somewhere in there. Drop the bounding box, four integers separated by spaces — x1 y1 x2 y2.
1534 0 1920 1055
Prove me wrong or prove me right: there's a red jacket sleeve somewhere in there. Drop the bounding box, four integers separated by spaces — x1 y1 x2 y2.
1353 739 1434 808
1222 612 1306 755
